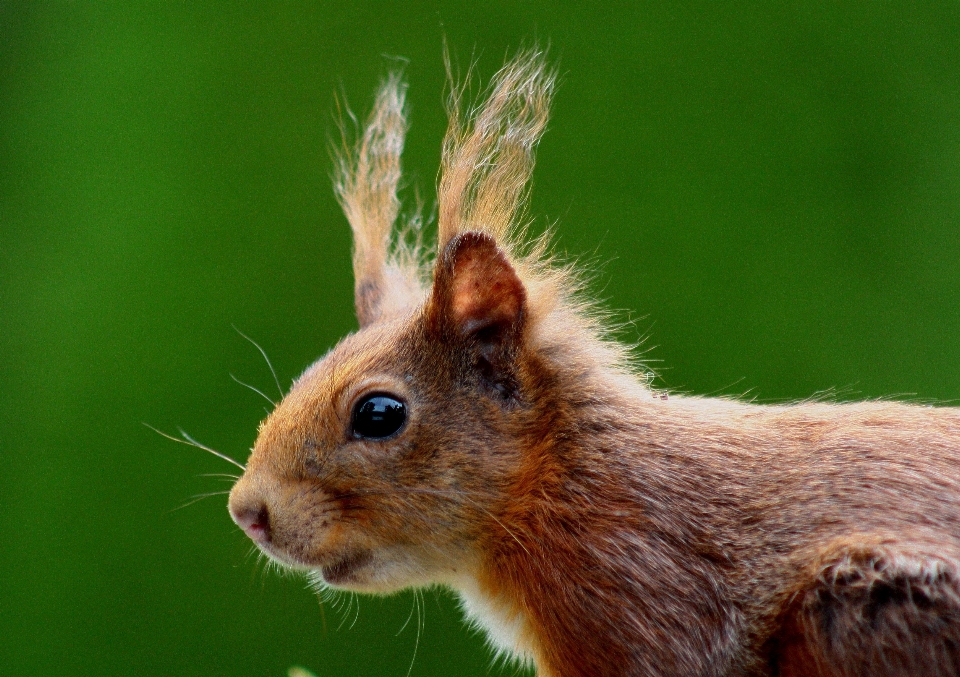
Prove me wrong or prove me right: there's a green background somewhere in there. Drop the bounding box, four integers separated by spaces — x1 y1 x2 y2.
4 2 960 675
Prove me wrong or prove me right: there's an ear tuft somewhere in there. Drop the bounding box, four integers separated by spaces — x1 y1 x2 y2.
335 72 426 328
432 232 526 347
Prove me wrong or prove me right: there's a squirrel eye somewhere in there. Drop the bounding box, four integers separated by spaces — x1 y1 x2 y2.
351 394 406 439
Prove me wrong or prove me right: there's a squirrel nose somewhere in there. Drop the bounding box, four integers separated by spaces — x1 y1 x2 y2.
231 502 272 544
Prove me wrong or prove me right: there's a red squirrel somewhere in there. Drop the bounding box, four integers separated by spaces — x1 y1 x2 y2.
227 50 960 676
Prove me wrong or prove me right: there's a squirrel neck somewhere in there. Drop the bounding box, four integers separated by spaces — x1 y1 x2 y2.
454 349 960 676
455 358 753 677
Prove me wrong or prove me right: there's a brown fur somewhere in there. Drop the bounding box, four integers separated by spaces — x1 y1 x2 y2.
228 49 960 676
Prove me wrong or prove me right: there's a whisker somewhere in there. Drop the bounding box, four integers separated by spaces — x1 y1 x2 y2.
170 490 231 512
178 428 247 471
232 324 284 400
403 589 423 677
337 593 353 631
252 483 533 566
377 486 533 557
144 423 246 471
252 551 266 587
199 473 242 480
339 592 353 630
350 591 361 630
230 373 277 406
398 591 417 636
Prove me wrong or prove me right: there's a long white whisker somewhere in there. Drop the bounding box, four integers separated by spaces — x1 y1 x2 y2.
397 592 417 636
404 589 423 677
337 593 353 631
144 423 246 471
178 428 247 471
230 373 277 406
170 490 231 512
199 473 242 480
232 324 284 400
350 591 361 630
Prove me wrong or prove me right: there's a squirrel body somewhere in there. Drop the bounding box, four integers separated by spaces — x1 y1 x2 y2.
228 51 960 676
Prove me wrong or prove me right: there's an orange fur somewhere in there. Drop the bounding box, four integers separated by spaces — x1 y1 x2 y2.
228 49 960 676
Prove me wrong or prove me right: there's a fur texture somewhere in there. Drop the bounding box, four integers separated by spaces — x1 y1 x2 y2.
228 50 960 676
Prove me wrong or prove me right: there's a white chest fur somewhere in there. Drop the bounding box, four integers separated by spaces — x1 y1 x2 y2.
453 576 534 665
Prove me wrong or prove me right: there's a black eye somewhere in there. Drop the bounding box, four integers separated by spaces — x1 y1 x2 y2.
351 394 406 439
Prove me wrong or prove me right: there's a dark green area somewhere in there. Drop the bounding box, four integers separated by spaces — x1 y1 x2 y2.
3 2 960 675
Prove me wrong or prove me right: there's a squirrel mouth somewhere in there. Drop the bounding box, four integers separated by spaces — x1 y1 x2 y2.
321 550 374 584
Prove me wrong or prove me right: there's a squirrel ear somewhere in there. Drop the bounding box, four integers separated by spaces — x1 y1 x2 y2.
429 231 526 353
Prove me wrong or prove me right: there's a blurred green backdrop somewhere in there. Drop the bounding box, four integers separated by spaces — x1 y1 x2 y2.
3 2 960 675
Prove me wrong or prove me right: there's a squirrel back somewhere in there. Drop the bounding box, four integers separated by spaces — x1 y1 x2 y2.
228 50 960 677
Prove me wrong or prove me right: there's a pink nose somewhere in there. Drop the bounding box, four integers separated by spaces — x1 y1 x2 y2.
231 503 271 543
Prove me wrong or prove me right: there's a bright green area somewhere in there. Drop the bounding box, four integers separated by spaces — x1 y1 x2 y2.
3 2 960 675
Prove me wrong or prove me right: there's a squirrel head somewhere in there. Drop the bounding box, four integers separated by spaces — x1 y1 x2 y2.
228 51 622 592
229 229 532 592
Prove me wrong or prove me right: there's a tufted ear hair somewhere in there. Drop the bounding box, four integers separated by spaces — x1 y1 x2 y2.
333 72 426 328
428 231 527 398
